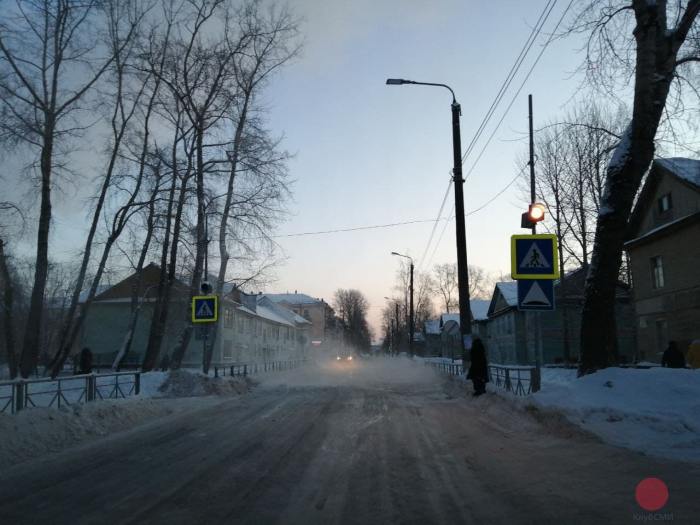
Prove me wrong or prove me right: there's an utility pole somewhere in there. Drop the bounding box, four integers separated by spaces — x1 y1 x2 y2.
528 94 543 367
395 302 400 355
528 94 536 234
451 96 473 359
409 260 414 357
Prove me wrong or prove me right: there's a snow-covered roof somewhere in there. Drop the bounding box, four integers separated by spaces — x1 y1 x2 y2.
264 293 323 305
656 157 700 188
254 304 295 327
470 299 490 321
424 319 441 335
441 313 460 325
496 282 518 307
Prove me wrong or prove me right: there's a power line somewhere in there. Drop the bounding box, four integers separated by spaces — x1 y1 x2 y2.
463 0 574 181
417 177 452 273
460 0 557 166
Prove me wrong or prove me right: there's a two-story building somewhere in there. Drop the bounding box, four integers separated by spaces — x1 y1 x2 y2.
262 293 340 351
624 157 700 361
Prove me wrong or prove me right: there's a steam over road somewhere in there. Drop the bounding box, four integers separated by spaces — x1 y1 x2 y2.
1 358 699 524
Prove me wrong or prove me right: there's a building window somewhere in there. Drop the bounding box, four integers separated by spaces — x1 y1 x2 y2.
650 256 665 289
224 308 234 329
657 193 672 213
238 315 245 334
223 340 233 359
303 309 310 320
655 319 668 353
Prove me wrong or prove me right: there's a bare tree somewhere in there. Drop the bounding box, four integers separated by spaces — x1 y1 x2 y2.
572 0 700 374
333 289 371 351
0 0 141 377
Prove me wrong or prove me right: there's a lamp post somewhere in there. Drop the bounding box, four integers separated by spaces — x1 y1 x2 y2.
391 252 414 357
386 78 473 358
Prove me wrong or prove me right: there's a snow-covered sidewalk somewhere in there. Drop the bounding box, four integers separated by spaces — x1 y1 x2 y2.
531 367 700 462
0 369 252 469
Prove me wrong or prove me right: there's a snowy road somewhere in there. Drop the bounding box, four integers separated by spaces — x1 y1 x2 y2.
1 358 699 524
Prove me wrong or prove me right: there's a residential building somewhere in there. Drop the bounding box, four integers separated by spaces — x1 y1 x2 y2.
263 293 340 350
624 157 700 361
79 264 311 367
485 272 635 365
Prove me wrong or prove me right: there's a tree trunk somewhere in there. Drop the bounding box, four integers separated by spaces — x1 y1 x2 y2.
170 125 206 369
0 239 18 379
204 92 252 373
19 125 54 378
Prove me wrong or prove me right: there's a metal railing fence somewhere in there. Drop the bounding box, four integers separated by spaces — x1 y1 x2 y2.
425 360 540 396
0 372 141 415
212 359 307 378
488 365 540 395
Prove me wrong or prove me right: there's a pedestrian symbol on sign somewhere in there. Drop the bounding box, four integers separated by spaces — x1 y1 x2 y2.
520 243 551 270
196 301 214 319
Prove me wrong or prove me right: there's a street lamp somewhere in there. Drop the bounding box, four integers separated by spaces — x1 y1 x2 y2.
391 252 414 357
386 78 473 358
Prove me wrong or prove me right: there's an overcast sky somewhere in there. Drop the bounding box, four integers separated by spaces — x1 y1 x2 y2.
257 0 588 337
3 0 602 340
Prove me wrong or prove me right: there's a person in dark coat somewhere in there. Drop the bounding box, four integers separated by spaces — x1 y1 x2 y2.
77 347 93 375
467 338 489 396
661 341 686 368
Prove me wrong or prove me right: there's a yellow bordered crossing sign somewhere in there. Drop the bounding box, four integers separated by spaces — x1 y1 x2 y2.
510 234 560 280
192 295 218 323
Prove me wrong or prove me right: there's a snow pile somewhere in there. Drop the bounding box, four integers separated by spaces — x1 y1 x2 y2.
531 367 700 462
157 369 252 398
0 398 177 469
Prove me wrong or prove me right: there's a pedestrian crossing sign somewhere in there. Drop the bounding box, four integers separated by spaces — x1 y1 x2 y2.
192 295 218 323
510 234 559 279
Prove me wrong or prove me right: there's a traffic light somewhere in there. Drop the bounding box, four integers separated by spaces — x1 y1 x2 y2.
200 281 212 294
521 203 546 229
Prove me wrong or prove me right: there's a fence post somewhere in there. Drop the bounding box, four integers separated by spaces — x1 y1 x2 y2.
15 381 24 413
531 365 541 393
87 375 96 402
135 373 141 396
243 364 247 377
214 367 218 378
504 369 511 392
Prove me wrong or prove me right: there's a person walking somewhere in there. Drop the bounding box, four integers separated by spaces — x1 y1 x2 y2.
77 347 93 375
661 341 686 368
467 338 489 396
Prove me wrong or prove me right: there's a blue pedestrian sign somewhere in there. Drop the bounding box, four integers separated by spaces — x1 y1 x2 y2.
517 279 555 311
192 295 218 323
511 234 559 279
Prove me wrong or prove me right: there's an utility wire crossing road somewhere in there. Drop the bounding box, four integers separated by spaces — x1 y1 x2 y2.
1 359 698 524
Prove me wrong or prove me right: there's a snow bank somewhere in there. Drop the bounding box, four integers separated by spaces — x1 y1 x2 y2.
531 367 700 462
0 398 178 469
157 369 252 397
0 370 253 469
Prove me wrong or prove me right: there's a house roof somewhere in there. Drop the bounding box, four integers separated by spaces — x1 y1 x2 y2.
627 157 700 240
655 157 700 188
470 299 490 321
264 293 323 306
424 319 441 335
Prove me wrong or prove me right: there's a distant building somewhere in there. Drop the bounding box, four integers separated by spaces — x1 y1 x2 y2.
421 300 492 358
624 157 700 361
263 293 340 350
79 264 311 367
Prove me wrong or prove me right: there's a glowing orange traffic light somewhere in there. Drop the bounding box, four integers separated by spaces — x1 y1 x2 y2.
521 203 546 228
529 203 545 222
